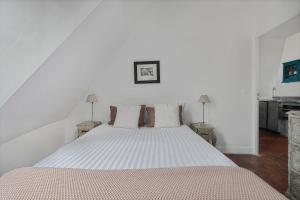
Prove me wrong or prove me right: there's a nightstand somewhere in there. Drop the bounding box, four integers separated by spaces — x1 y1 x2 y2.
190 122 216 146
76 121 101 138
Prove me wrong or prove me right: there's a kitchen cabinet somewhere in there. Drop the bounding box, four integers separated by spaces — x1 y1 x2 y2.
259 101 267 129
287 111 300 200
267 101 279 132
259 100 279 132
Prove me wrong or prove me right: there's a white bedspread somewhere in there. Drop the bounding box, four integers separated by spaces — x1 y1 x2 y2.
35 124 236 170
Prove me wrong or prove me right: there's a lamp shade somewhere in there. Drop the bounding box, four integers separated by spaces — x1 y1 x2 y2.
86 94 98 103
199 95 210 103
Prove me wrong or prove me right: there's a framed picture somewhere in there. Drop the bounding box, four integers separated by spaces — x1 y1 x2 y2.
282 59 300 83
134 61 160 84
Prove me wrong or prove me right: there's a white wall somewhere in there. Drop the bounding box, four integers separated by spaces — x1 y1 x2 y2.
1 0 300 174
0 0 153 145
259 15 300 98
276 32 300 96
0 120 66 175
259 38 286 98
67 1 300 154
282 32 300 63
0 0 102 108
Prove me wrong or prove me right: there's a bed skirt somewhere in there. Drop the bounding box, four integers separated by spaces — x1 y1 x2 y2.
0 166 287 200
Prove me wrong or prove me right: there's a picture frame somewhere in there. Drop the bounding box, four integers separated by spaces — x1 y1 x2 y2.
134 61 160 84
282 59 300 83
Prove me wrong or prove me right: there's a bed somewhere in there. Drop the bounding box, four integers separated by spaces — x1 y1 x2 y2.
34 124 236 169
0 124 287 200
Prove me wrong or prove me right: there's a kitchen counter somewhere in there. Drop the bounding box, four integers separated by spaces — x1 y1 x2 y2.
259 97 300 137
259 96 300 103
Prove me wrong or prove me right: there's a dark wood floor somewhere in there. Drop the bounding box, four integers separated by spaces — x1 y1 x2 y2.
226 129 288 194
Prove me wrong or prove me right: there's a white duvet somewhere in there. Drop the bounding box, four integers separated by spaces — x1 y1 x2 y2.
35 124 236 170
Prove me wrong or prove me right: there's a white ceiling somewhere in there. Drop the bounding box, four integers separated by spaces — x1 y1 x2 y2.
260 14 300 39
0 0 153 144
0 0 102 108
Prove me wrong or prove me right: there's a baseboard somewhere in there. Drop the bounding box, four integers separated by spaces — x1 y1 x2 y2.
217 146 255 155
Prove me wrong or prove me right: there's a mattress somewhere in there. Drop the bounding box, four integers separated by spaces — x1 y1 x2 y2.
35 124 236 170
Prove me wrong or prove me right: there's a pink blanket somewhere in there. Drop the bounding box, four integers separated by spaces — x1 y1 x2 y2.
0 166 287 200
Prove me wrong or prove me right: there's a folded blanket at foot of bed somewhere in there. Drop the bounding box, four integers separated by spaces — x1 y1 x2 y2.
0 166 287 200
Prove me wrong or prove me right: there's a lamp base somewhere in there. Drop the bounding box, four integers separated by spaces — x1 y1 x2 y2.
202 103 205 124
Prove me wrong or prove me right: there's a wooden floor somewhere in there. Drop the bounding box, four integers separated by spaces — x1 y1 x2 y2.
226 129 288 194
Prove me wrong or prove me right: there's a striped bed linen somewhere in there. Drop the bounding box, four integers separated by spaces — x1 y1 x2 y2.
34 124 236 170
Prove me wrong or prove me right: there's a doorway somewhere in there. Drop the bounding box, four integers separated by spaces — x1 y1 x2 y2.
251 14 300 193
254 14 300 154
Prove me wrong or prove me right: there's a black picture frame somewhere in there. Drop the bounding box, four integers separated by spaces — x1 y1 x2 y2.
134 61 160 84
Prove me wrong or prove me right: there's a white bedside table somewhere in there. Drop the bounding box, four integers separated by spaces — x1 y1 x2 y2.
76 121 101 138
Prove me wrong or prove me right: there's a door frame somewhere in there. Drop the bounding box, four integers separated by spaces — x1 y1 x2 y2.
252 36 260 155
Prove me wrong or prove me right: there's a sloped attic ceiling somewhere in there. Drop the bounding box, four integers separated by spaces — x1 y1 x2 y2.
0 0 102 108
260 14 300 39
0 0 152 144
1 0 300 146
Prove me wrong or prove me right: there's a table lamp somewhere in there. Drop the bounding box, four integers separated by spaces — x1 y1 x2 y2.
86 94 98 122
199 95 210 124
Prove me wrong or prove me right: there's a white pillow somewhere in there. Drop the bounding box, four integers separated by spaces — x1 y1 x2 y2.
114 105 141 129
154 104 180 128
